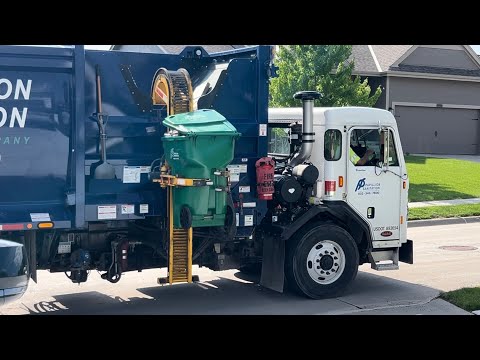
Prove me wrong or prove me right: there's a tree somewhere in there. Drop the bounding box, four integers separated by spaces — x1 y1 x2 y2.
270 45 382 108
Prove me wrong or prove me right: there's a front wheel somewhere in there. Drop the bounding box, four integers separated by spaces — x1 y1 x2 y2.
285 223 359 299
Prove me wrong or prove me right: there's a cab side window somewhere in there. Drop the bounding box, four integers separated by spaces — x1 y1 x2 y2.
349 128 399 167
324 129 342 161
349 129 381 166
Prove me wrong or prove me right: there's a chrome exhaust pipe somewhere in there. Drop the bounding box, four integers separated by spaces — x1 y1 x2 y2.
288 91 321 167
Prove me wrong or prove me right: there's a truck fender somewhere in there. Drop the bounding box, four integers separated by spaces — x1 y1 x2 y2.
260 206 341 293
280 206 345 241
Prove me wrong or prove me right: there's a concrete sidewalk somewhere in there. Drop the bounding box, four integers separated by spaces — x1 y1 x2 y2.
409 198 480 208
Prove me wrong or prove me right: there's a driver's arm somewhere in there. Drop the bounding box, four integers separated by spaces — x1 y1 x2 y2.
356 149 374 166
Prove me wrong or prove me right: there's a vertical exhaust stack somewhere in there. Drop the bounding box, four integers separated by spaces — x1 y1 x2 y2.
288 91 321 168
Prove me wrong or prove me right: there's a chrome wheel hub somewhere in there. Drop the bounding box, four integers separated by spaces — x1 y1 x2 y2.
306 240 346 285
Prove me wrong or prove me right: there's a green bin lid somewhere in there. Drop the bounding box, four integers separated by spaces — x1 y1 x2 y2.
163 109 240 136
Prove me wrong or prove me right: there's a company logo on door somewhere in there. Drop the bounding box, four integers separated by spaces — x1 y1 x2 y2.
355 178 366 192
355 177 381 195
0 79 32 128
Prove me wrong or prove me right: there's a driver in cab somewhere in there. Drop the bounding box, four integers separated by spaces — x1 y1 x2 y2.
349 146 375 166
349 130 384 166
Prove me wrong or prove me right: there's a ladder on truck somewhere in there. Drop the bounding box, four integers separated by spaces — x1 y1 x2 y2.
152 66 201 285
168 186 193 284
155 177 204 284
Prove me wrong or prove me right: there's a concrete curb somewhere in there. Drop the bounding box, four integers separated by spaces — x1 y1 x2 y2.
408 216 480 228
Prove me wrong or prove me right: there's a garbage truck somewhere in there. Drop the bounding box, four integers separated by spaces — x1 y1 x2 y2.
0 45 413 305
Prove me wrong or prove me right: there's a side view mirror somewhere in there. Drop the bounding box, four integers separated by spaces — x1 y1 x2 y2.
382 129 390 170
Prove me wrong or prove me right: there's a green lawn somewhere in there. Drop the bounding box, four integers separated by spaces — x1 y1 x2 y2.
408 203 480 220
405 156 480 202
440 287 480 312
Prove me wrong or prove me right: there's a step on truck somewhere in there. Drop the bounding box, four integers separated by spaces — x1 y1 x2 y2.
0 45 413 305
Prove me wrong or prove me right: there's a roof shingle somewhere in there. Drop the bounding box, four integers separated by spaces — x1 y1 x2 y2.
352 45 412 73
370 45 412 71
350 45 378 72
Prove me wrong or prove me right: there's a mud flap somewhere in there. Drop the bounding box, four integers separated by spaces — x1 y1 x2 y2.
25 231 37 283
399 239 413 264
260 235 285 293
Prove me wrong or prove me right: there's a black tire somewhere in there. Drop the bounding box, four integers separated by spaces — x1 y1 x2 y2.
180 205 192 229
285 223 359 299
239 263 262 275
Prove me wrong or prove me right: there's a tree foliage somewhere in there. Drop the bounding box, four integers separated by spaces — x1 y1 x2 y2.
270 45 382 107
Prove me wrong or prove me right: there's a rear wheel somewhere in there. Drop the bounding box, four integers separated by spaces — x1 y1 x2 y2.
285 223 359 299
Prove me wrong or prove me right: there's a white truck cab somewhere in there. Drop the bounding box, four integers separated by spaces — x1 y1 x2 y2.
268 105 411 280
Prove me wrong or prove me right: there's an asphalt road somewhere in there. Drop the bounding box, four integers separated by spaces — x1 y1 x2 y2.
2 222 479 315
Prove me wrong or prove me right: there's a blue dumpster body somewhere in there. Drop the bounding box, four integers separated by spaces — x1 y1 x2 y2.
0 45 274 302
0 45 272 232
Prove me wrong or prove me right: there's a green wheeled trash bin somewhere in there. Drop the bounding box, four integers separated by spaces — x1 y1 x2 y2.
162 109 240 228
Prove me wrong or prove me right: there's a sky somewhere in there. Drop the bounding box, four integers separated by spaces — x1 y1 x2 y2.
85 45 480 54
470 45 480 54
85 45 110 50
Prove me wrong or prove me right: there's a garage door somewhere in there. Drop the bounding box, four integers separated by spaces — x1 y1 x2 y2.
395 106 479 155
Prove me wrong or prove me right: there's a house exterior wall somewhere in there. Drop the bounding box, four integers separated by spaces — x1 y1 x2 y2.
401 47 478 70
389 76 480 106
